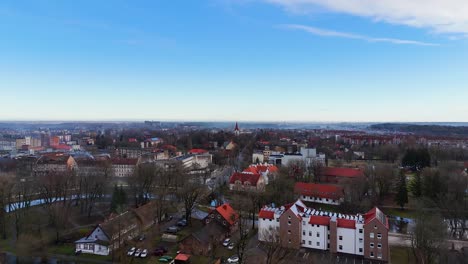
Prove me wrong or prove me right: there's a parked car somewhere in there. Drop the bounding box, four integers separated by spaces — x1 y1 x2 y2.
161 255 173 261
140 249 148 258
177 219 187 227
228 242 234 250
154 246 168 256
222 238 231 247
227 255 239 263
166 226 179 234
158 257 170 263
134 248 142 257
138 234 146 241
127 247 136 256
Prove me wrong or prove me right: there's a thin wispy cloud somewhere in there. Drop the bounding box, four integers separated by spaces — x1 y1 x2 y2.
266 0 468 37
281 24 439 46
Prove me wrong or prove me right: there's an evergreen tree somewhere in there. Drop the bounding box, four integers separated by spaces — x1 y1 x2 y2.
110 185 119 213
410 172 422 197
110 185 127 213
395 170 408 209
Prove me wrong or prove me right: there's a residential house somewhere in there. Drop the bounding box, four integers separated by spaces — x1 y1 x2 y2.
320 167 364 183
180 204 238 256
75 202 156 256
294 182 345 205
229 172 265 192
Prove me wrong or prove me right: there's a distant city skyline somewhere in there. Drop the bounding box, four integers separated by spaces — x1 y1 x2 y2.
1 0 467 122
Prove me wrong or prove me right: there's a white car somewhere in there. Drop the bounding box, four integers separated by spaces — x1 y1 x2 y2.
127 247 136 256
140 249 148 258
222 238 231 247
228 242 234 250
227 255 239 263
134 248 142 257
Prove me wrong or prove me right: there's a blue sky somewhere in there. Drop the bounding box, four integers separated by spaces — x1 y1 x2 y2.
0 0 467 122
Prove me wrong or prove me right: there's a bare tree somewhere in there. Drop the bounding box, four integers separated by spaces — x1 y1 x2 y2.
410 200 447 264
259 228 289 264
178 176 205 225
0 174 14 239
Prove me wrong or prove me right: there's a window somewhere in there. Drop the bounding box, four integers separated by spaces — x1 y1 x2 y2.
316 232 320 237
359 229 363 234
288 239 291 244
303 221 306 226
308 241 312 245
276 218 279 222
303 231 306 236
288 230 291 234
269 219 272 222
326 199 328 201
370 243 374 248
370 252 374 257
374 225 377 229
328 234 330 239
378 253 382 259
288 221 291 225
339 245 343 250
309 231 312 236
377 243 382 249
359 238 363 243
288 216 291 220
316 242 320 246
359 248 363 253
339 236 343 240
327 243 330 249
370 233 374 238
302 240 305 244
377 233 382 239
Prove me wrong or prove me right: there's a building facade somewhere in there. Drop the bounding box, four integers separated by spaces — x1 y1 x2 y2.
258 199 389 262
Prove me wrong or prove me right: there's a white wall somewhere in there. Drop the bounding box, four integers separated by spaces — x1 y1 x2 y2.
355 223 365 255
252 153 264 163
258 217 280 241
300 195 341 205
337 227 356 254
301 219 327 250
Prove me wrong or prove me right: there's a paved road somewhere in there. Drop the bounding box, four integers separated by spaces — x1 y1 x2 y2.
389 232 468 250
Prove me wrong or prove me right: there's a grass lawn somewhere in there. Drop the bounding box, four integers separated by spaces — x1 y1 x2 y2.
0 239 15 253
390 246 415 264
190 255 210 264
383 208 417 219
49 243 75 255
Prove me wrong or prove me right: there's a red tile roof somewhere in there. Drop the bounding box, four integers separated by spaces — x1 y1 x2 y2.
215 204 239 225
323 167 364 178
309 216 330 226
294 182 344 200
229 172 261 185
242 164 278 174
363 207 389 229
188 148 208 154
258 210 275 220
337 218 356 229
175 254 191 261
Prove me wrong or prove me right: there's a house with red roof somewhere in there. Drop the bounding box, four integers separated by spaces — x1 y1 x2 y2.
229 172 265 192
320 167 365 183
242 163 279 184
294 182 344 205
258 199 389 262
180 204 239 256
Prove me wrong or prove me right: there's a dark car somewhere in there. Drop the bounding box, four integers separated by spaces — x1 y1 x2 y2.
177 219 187 227
153 246 168 256
138 234 146 241
166 226 179 233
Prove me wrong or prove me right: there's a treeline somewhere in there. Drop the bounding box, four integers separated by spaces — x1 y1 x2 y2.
371 123 468 137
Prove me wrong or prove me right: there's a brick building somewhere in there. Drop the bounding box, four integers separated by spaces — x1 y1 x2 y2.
258 199 389 262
